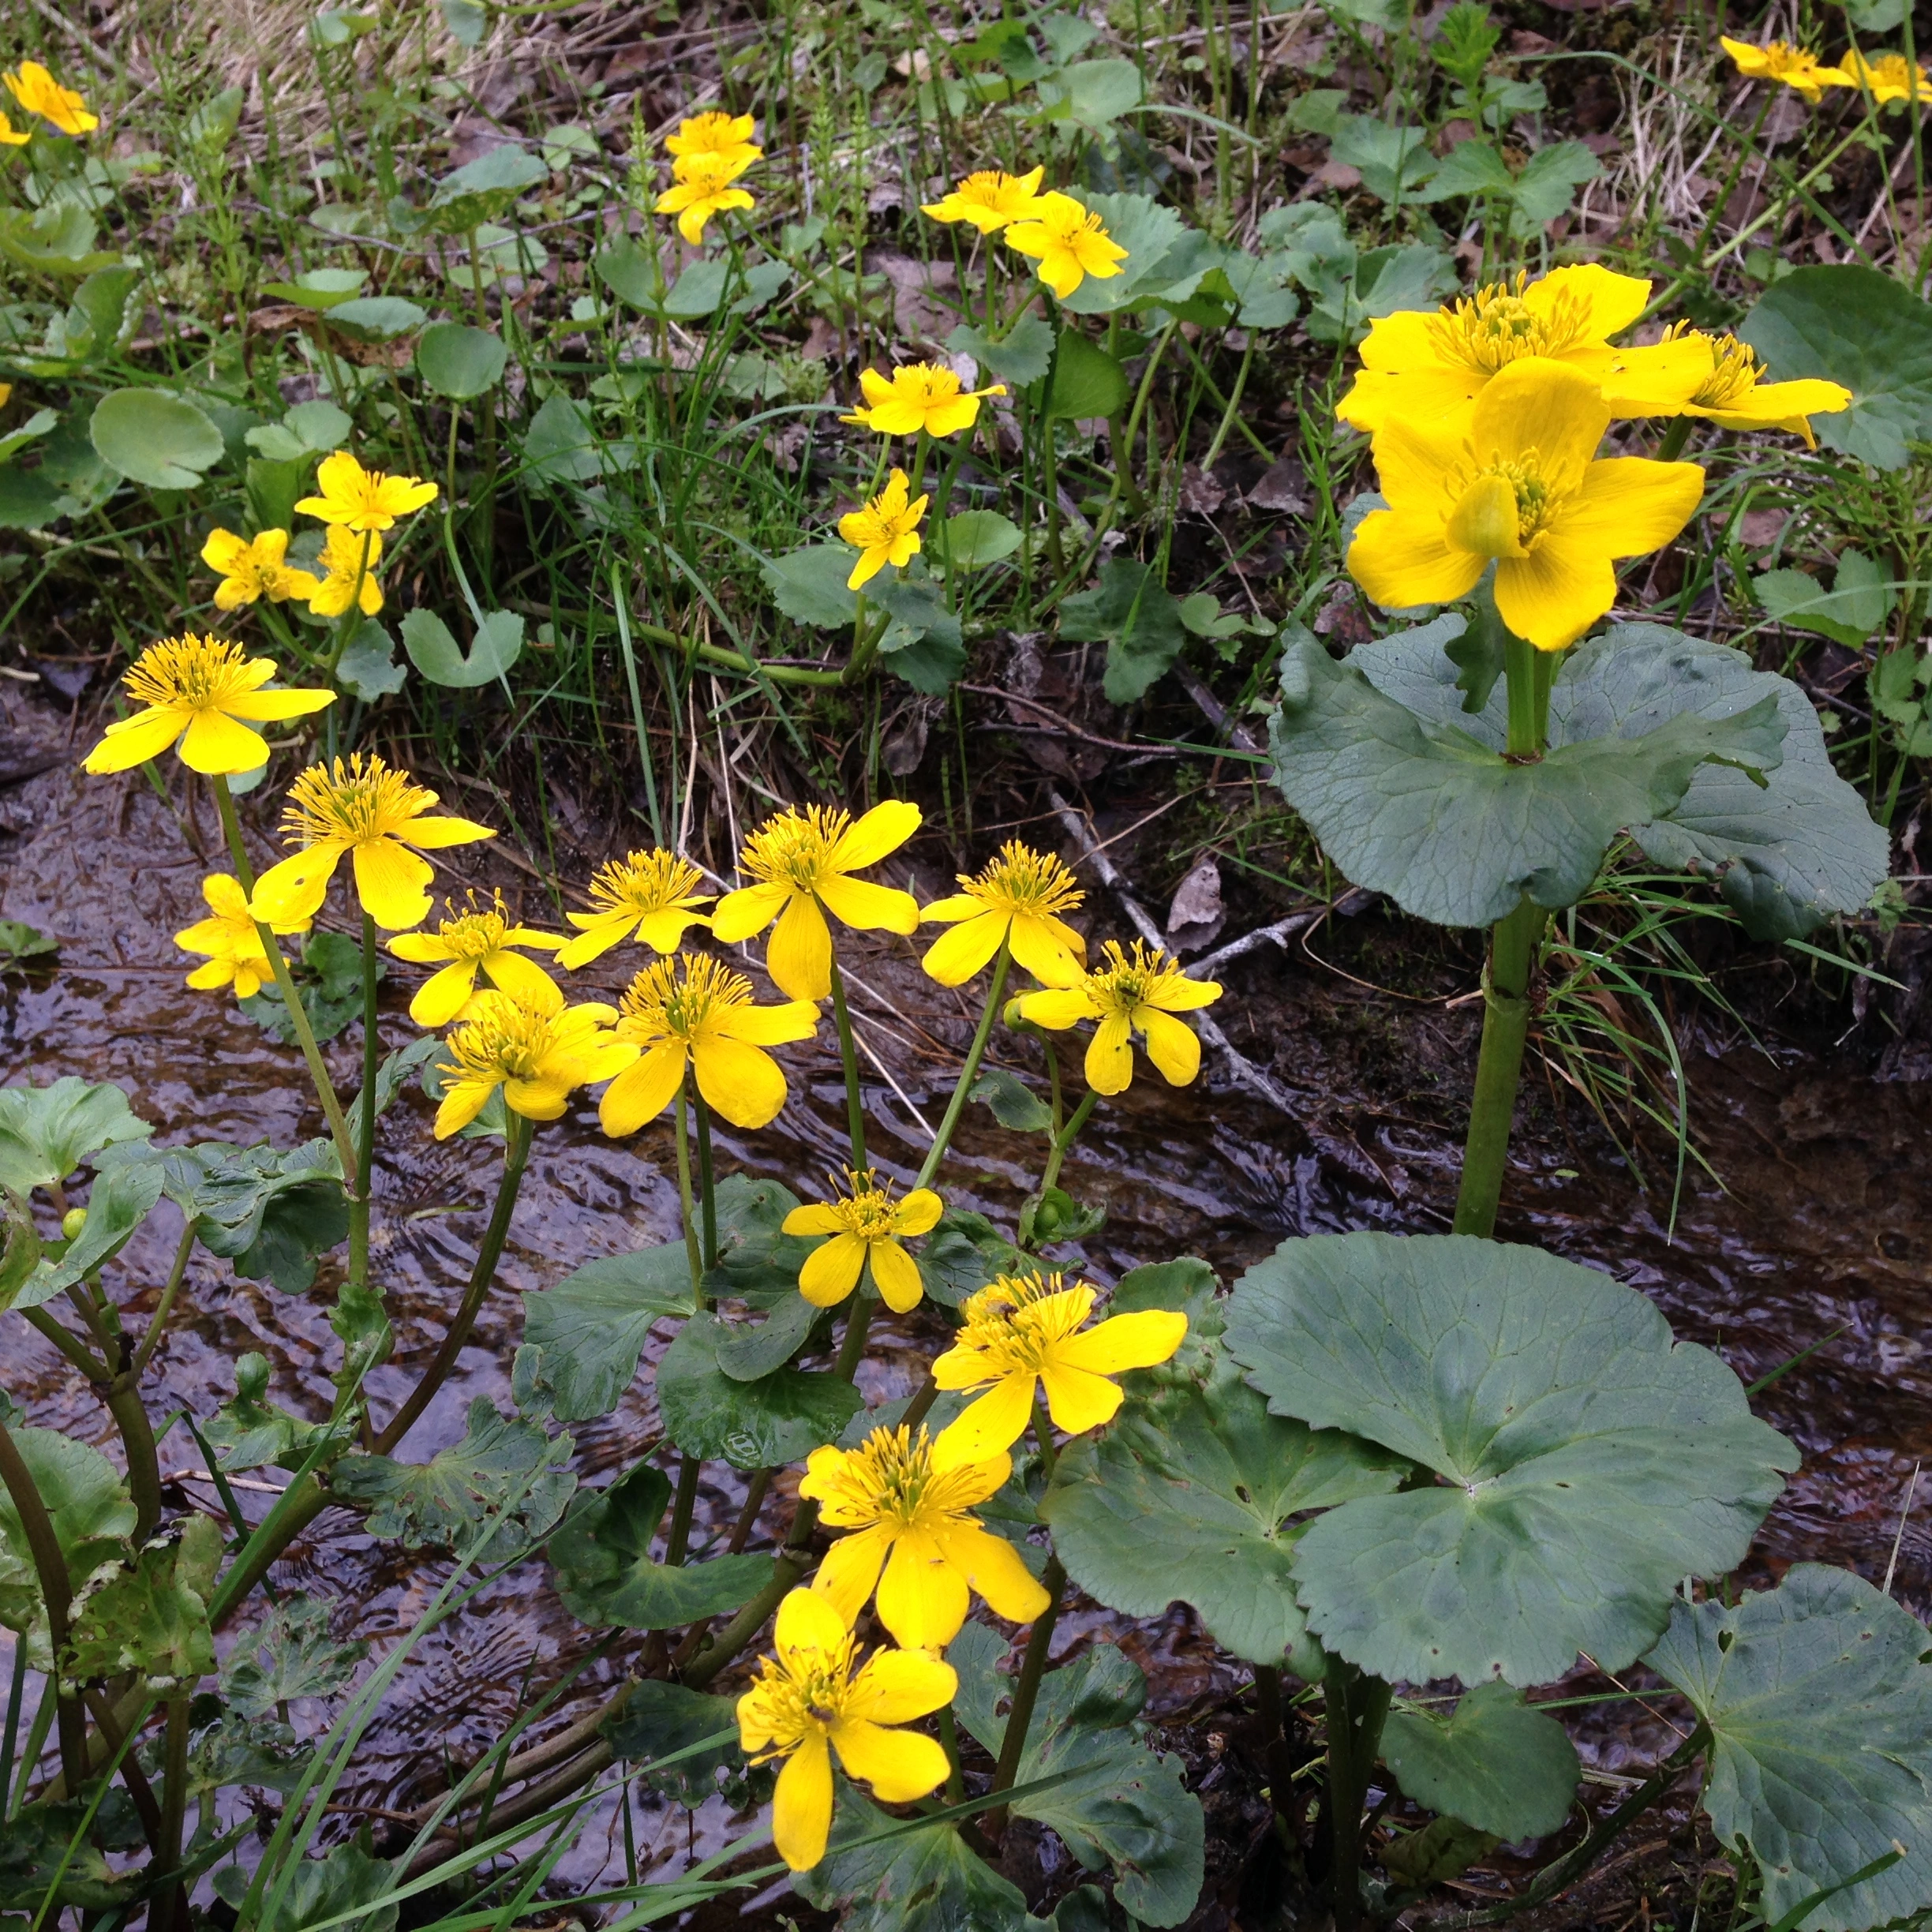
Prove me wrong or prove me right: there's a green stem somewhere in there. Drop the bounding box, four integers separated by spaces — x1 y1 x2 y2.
211 777 359 1185
159 1694 189 1931
825 942 868 1171
129 1223 195 1380
673 1083 704 1300
662 1456 702 1571
374 1112 534 1454
104 1381 162 1543
681 1550 811 1690
1452 896 1547 1239
0 1419 85 1789
0 1644 22 1822
1322 1653 1392 1932
353 908 380 1292
692 1088 720 1272
938 1704 966 1806
833 1290 875 1384
913 941 1011 1189
988 1552 1065 1814
1653 416 1694 463
1038 1089 1099 1197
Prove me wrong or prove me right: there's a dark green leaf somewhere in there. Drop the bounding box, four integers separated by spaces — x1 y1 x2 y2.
0 1078 152 1193
0 1800 134 1910
971 1066 1053 1132
222 1595 366 1718
519 393 602 485
330 1280 391 1398
1225 1231 1798 1686
601 1679 752 1804
18 1148 163 1301
0 1429 136 1655
329 1397 575 1561
326 297 427 343
239 930 376 1045
1330 115 1436 204
1061 557 1187 703
657 1316 862 1468
917 1209 1022 1309
521 1241 691 1421
89 388 225 489
762 543 859 628
1046 333 1130 421
1382 1682 1580 1839
158 1137 347 1292
940 509 1024 572
1017 1185 1105 1247
200 1351 344 1473
354 1036 443 1123
335 620 408 701
427 144 549 230
874 575 967 694
1381 1815 1500 1888
64 1515 221 1690
1647 1564 1932 1932
549 1462 773 1629
254 1843 398 1932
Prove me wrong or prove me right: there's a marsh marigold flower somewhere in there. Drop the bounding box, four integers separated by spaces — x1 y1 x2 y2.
784 1167 943 1312
842 363 1007 439
1347 359 1705 653
174 874 309 1002
656 153 754 245
920 841 1085 988
307 526 384 618
1602 324 1852 448
712 801 921 1002
1011 939 1221 1094
1003 191 1127 300
557 848 713 968
666 110 761 171
201 530 319 611
599 953 818 1134
837 470 927 590
0 111 28 147
737 1587 954 1872
295 451 437 535
388 889 564 1027
1338 265 1652 436
249 753 495 931
3 63 96 136
432 984 633 1139
800 1425 1050 1649
83 635 334 778
932 1271 1187 1469
1837 47 1930 104
921 165 1045 233
1720 37 1852 100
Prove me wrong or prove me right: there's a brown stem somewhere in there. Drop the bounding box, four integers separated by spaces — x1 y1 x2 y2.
0 1417 86 1788
81 1687 163 1852
103 1380 162 1543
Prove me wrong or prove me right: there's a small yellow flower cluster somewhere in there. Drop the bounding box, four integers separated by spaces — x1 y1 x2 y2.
1721 36 1930 106
923 165 1129 301
654 110 761 244
0 62 96 146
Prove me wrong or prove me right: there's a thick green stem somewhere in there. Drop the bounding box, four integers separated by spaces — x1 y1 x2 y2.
825 948 868 1171
103 1382 162 1543
1451 896 1547 1240
352 908 380 1292
673 1086 703 1298
0 1420 85 1788
159 1694 190 1931
129 1222 196 1380
987 1552 1065 1818
692 1090 719 1272
914 941 1011 1189
1653 416 1694 464
375 1112 533 1454
681 1550 811 1690
833 1291 875 1384
211 777 359 1185
662 1457 702 1571
1323 1653 1392 1931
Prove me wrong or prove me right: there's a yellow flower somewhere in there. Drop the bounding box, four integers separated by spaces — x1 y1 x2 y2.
837 469 927 590
737 1588 954 1873
783 1167 944 1312
200 530 320 612
665 110 762 172
1601 324 1852 449
294 451 438 535
2 63 96 137
306 525 384 618
1002 191 1128 300
800 1425 1050 1649
1720 37 1852 100
249 753 496 931
174 874 309 1002
556 848 713 968
82 635 335 777
1347 359 1705 653
1337 265 1653 436
712 802 922 1002
598 953 818 1134
920 841 1085 988
0 111 30 148
1010 939 1221 1094
655 154 754 245
920 165 1046 233
931 1271 1187 1470
388 889 564 1027
432 984 634 1139
1837 47 1930 104
841 362 1007 439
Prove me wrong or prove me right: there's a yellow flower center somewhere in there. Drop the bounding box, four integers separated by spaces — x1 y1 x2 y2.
818 1166 903 1241
739 1637 859 1761
1085 937 1182 1014
444 998 561 1083
739 807 850 894
817 1425 977 1529
1427 275 1594 374
281 753 438 851
1448 453 1559 553
955 1270 1092 1376
123 635 257 713
894 365 960 404
587 848 706 918
432 893 513 960
616 952 752 1045
1688 333 1766 410
956 841 1084 920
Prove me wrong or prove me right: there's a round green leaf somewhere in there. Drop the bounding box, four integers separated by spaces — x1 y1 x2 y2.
1740 264 1932 472
89 388 227 490
1045 332 1130 421
1224 1232 1798 1687
326 296 427 342
1648 1564 1932 1932
415 320 507 399
941 509 1024 572
1382 1683 1579 1840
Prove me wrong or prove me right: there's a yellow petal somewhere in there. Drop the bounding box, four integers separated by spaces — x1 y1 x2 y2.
814 874 921 936
178 709 271 776
866 1236 924 1314
1036 1359 1128 1434
1525 262 1651 342
776 1582 850 1657
480 947 562 1008
597 1043 687 1136
555 914 633 970
783 1202 844 1236
892 1188 944 1237
399 814 496 850
1348 508 1486 612
938 1522 1052 1625
720 999 820 1046
1367 415 1463 516
1139 1007 1202 1086
843 1646 957 1725
1337 363 1485 436
919 910 1005 986
918 893 983 925
711 878 791 944
931 1374 1035 1469
387 932 455 964
814 1526 892 1628
829 798 923 871
1084 1011 1136 1095
765 894 833 1001
408 958 481 1027
350 837 436 930
1444 472 1529 560
1469 359 1609 485
82 706 186 773
831 1717 951 1805
799 1232 868 1306
691 1035 789 1129
434 1074 500 1140
223 687 336 722
200 528 249 573
771 1735 834 1871
1554 455 1705 561
874 1530 969 1650
1054 1308 1189 1376
1007 913 1087 988
249 845 343 925
1493 539 1619 653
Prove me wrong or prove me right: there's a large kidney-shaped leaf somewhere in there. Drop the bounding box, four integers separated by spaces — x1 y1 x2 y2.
1335 619 1887 940
1382 1682 1579 1840
1042 1345 1404 1669
520 1238 691 1422
657 1315 862 1467
158 1137 348 1292
89 388 227 489
1740 264 1932 472
1224 1232 1797 1687
0 1079 152 1193
1647 1565 1932 1932
548 1460 773 1629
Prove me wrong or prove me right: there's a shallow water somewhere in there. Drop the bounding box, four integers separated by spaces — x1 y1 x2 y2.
2 691 1928 1916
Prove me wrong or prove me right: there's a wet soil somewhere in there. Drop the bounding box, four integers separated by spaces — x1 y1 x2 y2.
1 680 1927 1929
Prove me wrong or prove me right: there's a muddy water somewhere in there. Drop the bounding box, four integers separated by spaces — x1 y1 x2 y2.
2 695 1929 1910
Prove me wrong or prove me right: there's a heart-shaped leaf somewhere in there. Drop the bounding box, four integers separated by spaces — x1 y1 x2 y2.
414 321 507 399
0 1079 152 1194
399 608 523 688
1382 1682 1580 1840
521 1241 691 1421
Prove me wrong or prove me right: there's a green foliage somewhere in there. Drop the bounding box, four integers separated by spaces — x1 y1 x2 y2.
1648 1565 1932 1930
763 543 860 627
1753 547 1895 647
200 1351 344 1473
0 922 57 973
1045 333 1130 420
1061 556 1187 702
330 1398 576 1560
1225 1232 1797 1684
949 315 1057 386
917 1208 1023 1307
88 388 227 489
64 1514 222 1690
399 607 524 687
1382 1683 1580 1840
971 1066 1054 1132
1870 645 1932 756
657 1313 862 1467
0 1799 136 1911
0 1428 136 1653
941 509 1024 571
520 1239 691 1421
335 622 409 701
240 1842 399 1932
414 320 507 399
0 1078 152 1193
241 931 377 1045
601 1678 751 1803
17 1148 163 1303
549 1460 773 1628
157 1137 348 1291
222 1595 367 1717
